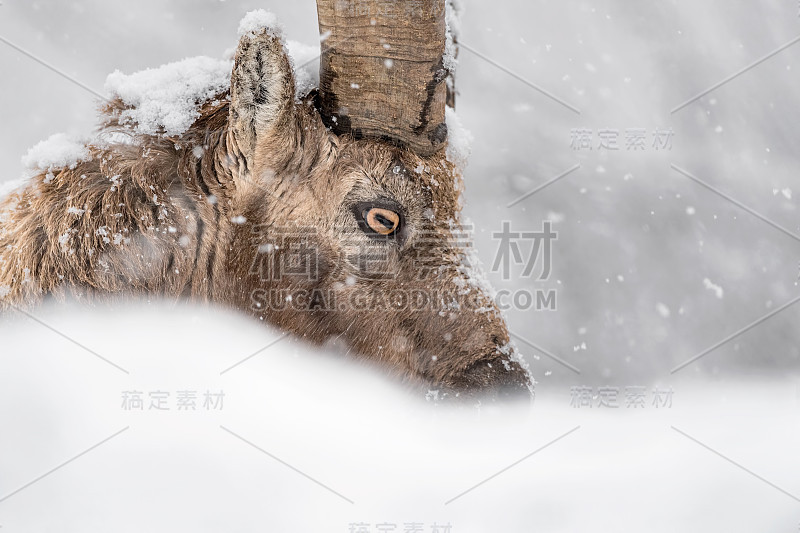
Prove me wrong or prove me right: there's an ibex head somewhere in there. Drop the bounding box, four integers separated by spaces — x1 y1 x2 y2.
221 8 531 400
0 5 533 401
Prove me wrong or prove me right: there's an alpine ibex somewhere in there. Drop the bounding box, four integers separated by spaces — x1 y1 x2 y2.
0 2 532 400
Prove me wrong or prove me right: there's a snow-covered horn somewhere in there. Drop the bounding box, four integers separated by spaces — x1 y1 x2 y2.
316 0 450 157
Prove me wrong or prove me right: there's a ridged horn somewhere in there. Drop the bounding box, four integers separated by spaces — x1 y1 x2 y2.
316 0 450 156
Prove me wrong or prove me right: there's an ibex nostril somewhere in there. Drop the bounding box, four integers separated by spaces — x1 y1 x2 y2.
448 354 532 402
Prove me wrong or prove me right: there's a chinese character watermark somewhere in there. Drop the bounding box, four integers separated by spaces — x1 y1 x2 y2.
121 390 225 411
347 523 453 533
246 221 559 313
570 127 674 151
569 386 674 408
491 221 557 281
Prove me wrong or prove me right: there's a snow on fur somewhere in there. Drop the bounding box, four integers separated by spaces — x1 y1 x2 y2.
237 9 283 38
21 133 91 172
104 56 232 136
237 10 315 100
103 11 316 137
0 177 29 204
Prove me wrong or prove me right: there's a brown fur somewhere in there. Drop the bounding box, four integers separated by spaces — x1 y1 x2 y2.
0 27 531 400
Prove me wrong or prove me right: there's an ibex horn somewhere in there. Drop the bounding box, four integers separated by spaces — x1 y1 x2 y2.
316 0 450 157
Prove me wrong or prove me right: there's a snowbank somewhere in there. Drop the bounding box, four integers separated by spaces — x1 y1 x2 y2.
0 302 796 532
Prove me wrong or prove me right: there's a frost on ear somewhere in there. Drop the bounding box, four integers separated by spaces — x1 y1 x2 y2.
237 9 283 39
230 9 296 164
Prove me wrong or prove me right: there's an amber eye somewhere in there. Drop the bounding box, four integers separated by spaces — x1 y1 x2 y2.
363 207 401 236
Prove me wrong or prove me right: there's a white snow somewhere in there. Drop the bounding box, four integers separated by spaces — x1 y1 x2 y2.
0 303 795 532
104 56 232 137
703 278 725 299
0 177 30 202
446 0 463 42
103 11 317 137
21 133 91 173
57 230 75 253
773 187 792 200
445 106 473 171
237 9 282 39
443 0 462 73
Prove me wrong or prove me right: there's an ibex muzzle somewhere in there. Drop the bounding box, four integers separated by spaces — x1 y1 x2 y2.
0 6 532 401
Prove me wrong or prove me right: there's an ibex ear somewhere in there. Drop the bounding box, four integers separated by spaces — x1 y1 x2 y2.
229 11 296 170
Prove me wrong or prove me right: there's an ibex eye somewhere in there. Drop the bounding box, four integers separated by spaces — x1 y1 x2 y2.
363 208 400 236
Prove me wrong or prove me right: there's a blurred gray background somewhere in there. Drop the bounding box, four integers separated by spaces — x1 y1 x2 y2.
1 0 799 388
